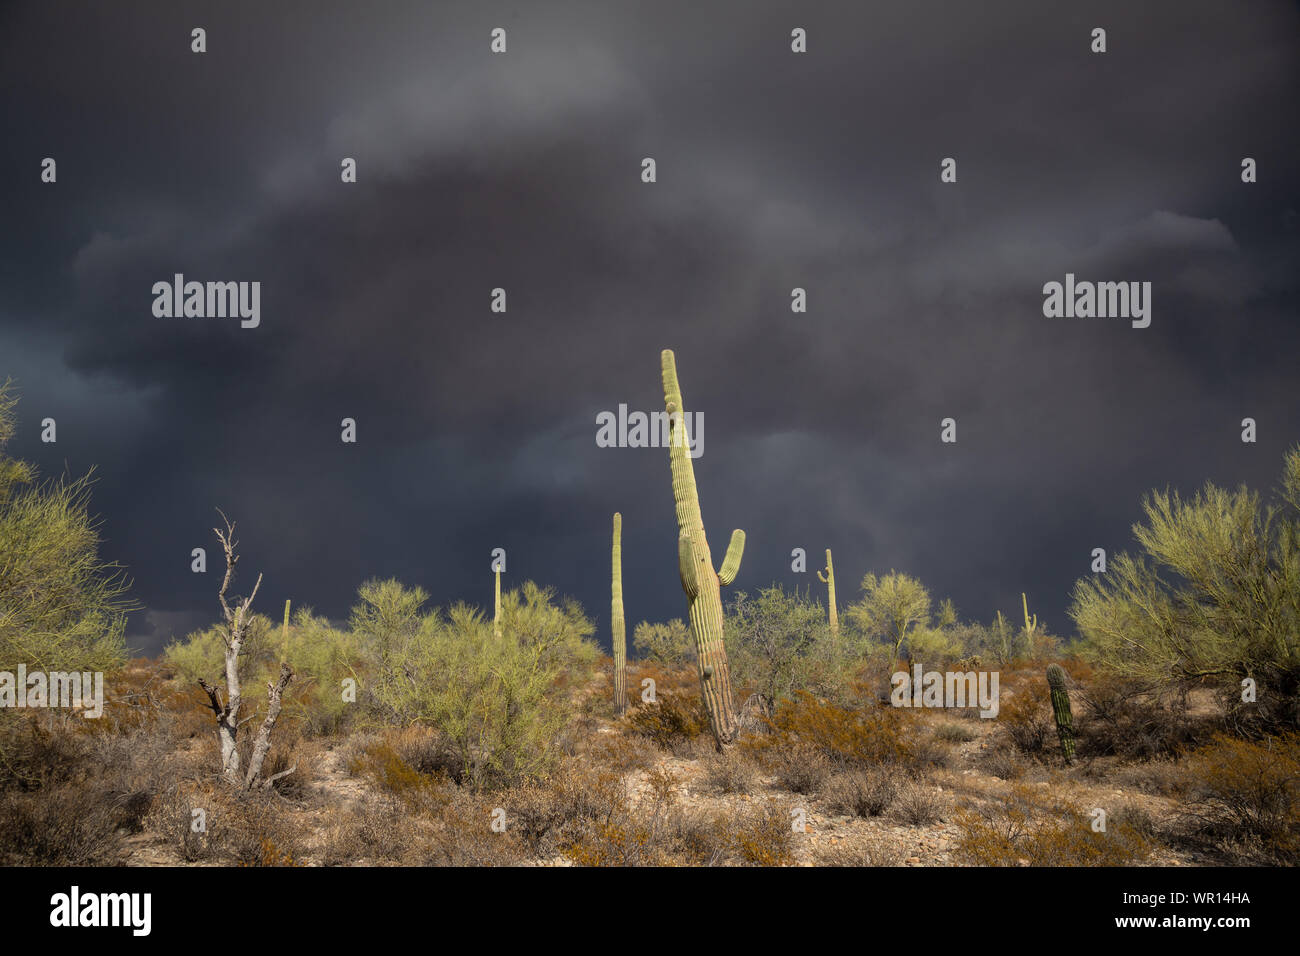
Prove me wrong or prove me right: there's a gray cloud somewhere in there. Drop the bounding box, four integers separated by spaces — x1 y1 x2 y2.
1 0 1297 655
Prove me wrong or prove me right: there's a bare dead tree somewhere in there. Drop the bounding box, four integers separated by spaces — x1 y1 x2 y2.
197 511 295 789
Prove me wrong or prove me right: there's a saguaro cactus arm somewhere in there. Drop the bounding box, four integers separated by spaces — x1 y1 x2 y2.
678 533 702 598
718 529 745 586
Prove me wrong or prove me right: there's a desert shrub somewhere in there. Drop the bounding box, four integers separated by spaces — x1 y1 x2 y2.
346 734 454 812
370 583 599 789
979 750 1028 781
895 784 946 826
822 768 899 818
1109 806 1160 841
319 799 408 865
158 781 304 865
0 783 125 864
560 766 677 866
1114 759 1190 797
933 721 977 744
578 731 658 773
744 692 932 775
954 787 1153 866
999 685 1052 756
1180 733 1300 862
726 801 795 866
768 742 832 794
704 749 757 794
415 789 529 866
256 728 320 799
665 810 730 866
632 618 695 666
816 840 906 867
0 713 96 791
1075 677 1205 760
627 691 710 751
507 764 627 858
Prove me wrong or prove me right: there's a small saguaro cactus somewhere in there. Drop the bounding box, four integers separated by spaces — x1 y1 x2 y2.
817 549 839 639
612 512 627 717
1022 592 1038 647
1046 663 1075 764
661 349 746 748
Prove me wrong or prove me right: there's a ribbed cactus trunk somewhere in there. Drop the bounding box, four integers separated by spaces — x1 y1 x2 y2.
280 599 291 665
612 512 627 717
494 569 502 638
1046 663 1075 764
661 349 746 749
1022 592 1038 654
818 549 839 641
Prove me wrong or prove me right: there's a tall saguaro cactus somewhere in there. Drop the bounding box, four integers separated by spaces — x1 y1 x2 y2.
818 549 839 640
1046 663 1075 764
661 349 746 748
612 512 627 717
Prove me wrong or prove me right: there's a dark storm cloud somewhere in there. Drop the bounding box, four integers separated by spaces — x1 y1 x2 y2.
1 1 1297 655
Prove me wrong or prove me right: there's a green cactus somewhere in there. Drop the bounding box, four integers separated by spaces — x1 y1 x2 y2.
1046 663 1075 764
494 568 502 638
280 599 291 666
661 349 745 748
817 549 839 640
612 512 627 717
1022 592 1038 647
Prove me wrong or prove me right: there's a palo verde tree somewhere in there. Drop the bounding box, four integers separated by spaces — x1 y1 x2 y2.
1070 445 1300 730
846 570 933 673
0 380 130 675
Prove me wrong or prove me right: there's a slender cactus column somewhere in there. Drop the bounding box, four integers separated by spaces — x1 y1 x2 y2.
494 568 502 638
661 349 745 748
1046 664 1076 764
612 513 627 717
818 549 839 641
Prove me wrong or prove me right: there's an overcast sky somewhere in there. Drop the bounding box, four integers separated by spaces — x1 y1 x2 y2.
2 1 1297 657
